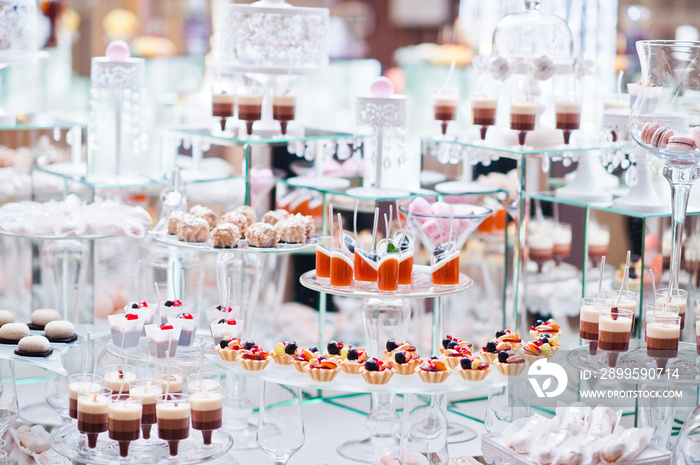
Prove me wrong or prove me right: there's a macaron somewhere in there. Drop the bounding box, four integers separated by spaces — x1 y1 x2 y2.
641 122 660 144
693 126 700 148
666 136 696 151
15 335 53 357
651 127 673 149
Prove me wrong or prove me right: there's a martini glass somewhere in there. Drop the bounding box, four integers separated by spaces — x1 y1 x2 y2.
629 40 700 296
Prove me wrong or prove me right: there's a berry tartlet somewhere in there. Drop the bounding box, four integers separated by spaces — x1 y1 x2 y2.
292 346 319 373
493 351 526 376
216 337 243 361
359 358 395 385
522 338 556 365
324 340 346 361
441 344 473 369
455 356 490 381
272 341 298 365
390 349 422 375
416 357 451 384
529 319 561 340
480 340 512 364
495 330 523 351
339 347 368 374
439 335 473 356
238 342 271 371
305 356 341 382
383 339 416 358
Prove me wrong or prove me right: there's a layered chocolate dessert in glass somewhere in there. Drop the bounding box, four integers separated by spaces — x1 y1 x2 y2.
156 393 190 456
587 224 610 267
108 395 142 457
237 88 264 136
103 364 137 397
471 94 497 140
528 233 554 273
128 379 162 440
212 92 235 132
655 288 688 330
432 87 458 136
553 223 572 266
77 387 113 448
579 297 605 355
555 100 581 145
509 101 536 146
272 89 297 136
598 307 634 367
646 314 681 369
68 374 103 420
188 384 222 445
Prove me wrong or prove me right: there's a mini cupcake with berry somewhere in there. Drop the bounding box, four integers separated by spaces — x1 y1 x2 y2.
493 351 526 376
238 341 271 371
480 340 512 364
439 335 473 356
272 341 298 365
292 346 319 373
416 357 451 384
359 358 395 385
495 329 522 351
339 347 368 374
529 318 561 340
455 356 490 381
215 337 242 361
390 349 422 375
306 356 341 382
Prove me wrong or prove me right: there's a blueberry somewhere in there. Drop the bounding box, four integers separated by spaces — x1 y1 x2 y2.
386 340 398 352
347 348 359 361
498 351 509 363
131 303 139 309
630 271 638 279
216 305 223 310
327 341 340 355
442 337 451 349
495 330 506 338
460 357 472 370
632 254 640 262
165 300 173 307
309 346 318 353
285 342 298 355
347 243 355 254
433 246 446 257
400 239 410 252
485 341 497 353
394 352 407 364
447 340 458 350
540 333 551 340
535 319 545 326
365 359 379 371
217 318 226 324
219 339 228 349
429 356 438 360
244 341 255 350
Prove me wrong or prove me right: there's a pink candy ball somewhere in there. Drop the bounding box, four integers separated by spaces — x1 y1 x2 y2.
370 77 394 98
106 40 131 62
431 201 452 217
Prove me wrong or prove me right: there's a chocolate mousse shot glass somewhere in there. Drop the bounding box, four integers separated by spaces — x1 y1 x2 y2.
272 89 297 136
69 373 103 420
77 387 113 448
128 379 162 440
432 87 458 136
108 395 142 457
510 101 536 146
238 87 265 136
646 314 681 370
598 306 634 367
156 393 190 456
212 92 235 132
189 386 222 445
471 94 497 140
579 297 606 355
656 288 688 330
555 100 581 145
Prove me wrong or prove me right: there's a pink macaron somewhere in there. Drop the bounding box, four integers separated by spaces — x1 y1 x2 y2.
641 122 660 144
651 127 674 149
666 136 696 151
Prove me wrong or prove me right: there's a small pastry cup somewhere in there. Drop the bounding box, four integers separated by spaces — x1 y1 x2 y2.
392 358 422 375
306 367 340 382
340 361 363 374
456 366 490 381
215 347 238 362
292 360 309 373
507 342 523 351
529 330 540 340
481 351 498 364
360 367 395 385
443 356 465 370
238 358 271 371
416 368 451 384
494 362 526 377
271 353 294 365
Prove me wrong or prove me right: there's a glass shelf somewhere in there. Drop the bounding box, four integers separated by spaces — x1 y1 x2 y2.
0 113 84 131
162 126 355 146
530 191 700 218
152 232 319 255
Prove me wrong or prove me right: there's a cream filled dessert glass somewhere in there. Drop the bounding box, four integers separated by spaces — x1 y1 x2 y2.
510 101 536 146
237 87 265 136
186 372 221 394
128 379 162 440
272 89 297 136
69 374 103 420
553 223 572 265
151 366 184 395
77 387 113 448
212 92 235 132
655 288 688 330
587 224 610 267
432 87 458 136
605 290 638 314
528 232 554 273
471 93 497 140
598 307 634 367
156 393 190 456
579 297 607 355
108 395 142 457
189 385 223 445
103 364 137 396
646 314 681 369
555 100 582 145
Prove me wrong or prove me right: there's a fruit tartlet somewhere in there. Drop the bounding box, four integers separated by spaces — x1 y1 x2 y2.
216 337 242 361
384 339 417 358
495 330 523 351
529 319 561 340
339 347 368 374
305 356 341 382
480 340 512 364
455 356 490 381
238 342 271 371
522 338 556 365
324 340 346 361
292 346 319 373
493 351 526 376
359 358 395 385
416 357 451 384
390 349 422 375
272 341 298 365
439 335 473 356
441 344 473 369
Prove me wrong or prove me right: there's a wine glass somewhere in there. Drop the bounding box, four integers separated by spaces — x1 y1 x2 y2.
256 382 304 465
629 40 700 296
0 361 18 436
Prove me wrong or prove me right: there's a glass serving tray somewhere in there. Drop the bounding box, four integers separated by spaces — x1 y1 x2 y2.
152 232 318 255
104 332 215 367
50 424 233 465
